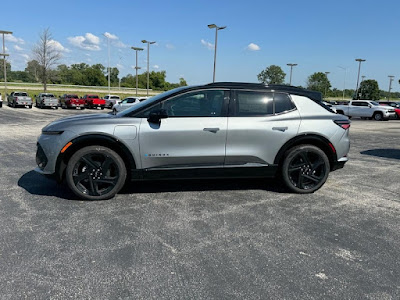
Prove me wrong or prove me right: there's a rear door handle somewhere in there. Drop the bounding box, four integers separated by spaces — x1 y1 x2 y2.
272 127 288 132
203 127 220 133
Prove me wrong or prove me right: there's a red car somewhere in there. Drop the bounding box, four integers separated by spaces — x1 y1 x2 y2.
60 94 85 109
82 94 106 109
379 101 400 119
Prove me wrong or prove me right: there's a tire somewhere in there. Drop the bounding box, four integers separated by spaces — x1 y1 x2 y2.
113 108 117 114
66 146 127 200
55 107 58 110
281 145 330 194
101 106 105 110
12 101 16 108
337 110 344 115
29 105 32 109
373 112 383 121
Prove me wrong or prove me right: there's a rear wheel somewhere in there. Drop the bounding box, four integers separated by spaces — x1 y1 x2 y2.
66 146 127 200
281 145 330 193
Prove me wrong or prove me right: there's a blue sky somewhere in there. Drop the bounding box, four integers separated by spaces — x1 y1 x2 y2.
2 0 400 92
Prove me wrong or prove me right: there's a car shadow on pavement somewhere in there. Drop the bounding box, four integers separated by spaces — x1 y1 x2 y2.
18 170 79 200
360 149 400 160
120 177 288 194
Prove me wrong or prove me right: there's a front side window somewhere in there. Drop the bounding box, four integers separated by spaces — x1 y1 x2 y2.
236 91 273 116
162 90 226 117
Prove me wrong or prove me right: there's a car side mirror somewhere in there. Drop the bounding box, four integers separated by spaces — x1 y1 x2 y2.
148 109 168 124
368 104 372 108
118 101 122 104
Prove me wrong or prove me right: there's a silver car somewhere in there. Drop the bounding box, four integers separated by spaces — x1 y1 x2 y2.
112 96 148 113
35 83 351 200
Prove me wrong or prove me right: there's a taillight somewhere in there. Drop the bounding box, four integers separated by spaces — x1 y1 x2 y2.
334 120 350 130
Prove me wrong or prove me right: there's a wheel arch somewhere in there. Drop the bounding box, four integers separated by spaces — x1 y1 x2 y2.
274 134 337 171
55 134 136 182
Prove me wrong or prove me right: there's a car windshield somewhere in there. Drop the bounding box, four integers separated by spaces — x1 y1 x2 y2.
111 96 120 99
68 94 79 98
88 95 99 98
370 101 379 106
43 94 55 97
15 92 28 96
117 86 192 117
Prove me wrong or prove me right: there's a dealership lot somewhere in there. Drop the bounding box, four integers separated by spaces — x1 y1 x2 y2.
0 105 399 299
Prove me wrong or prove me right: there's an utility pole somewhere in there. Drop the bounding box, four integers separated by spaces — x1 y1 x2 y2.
0 30 13 101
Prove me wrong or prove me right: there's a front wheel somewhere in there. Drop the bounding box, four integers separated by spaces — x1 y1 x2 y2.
66 146 127 200
281 145 330 193
373 112 383 121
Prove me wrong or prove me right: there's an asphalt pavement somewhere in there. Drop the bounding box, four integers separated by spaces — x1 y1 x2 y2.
0 105 399 299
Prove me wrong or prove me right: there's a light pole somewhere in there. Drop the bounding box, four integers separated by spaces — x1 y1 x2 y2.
208 24 226 83
388 75 394 100
0 30 13 101
131 47 143 96
324 72 330 98
103 33 111 97
338 66 347 100
142 40 156 96
355 58 366 99
286 63 297 86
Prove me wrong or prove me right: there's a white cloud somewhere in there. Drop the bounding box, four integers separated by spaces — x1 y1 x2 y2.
114 41 127 48
153 65 159 69
68 33 101 51
201 39 214 50
5 34 25 44
116 63 124 70
14 45 24 51
104 32 118 40
166 43 175 50
19 53 30 61
246 43 261 51
49 40 70 52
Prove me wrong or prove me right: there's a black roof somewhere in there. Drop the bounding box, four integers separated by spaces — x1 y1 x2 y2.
203 82 323 101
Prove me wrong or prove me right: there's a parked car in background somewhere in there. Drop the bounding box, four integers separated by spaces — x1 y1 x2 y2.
8 91 32 108
60 94 85 109
35 82 350 200
35 93 59 109
379 101 400 119
334 100 396 120
104 95 120 108
112 96 148 113
0 93 3 108
82 94 106 109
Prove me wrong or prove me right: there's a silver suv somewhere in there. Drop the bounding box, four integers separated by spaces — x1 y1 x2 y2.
35 83 351 200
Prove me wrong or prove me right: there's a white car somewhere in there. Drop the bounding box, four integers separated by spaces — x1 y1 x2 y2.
112 96 148 113
104 95 121 108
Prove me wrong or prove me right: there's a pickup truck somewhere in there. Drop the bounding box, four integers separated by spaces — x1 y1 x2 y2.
82 94 106 109
334 100 396 121
8 91 32 108
60 94 85 109
36 93 59 109
104 95 121 109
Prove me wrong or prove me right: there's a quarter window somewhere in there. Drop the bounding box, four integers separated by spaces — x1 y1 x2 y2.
274 93 295 114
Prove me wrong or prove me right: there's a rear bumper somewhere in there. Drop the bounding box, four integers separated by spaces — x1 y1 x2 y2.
331 157 348 171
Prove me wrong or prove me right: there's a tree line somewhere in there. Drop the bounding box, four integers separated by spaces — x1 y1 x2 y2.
257 65 400 100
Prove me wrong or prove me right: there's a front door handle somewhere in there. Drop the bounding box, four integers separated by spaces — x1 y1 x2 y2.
272 127 288 132
203 127 220 133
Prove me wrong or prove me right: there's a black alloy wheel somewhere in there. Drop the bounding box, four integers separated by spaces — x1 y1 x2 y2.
282 145 330 193
66 146 127 200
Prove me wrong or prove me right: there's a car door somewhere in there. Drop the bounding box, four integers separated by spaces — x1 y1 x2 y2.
225 91 301 166
138 89 229 170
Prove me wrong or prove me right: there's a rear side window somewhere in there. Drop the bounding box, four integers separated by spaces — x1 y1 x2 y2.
236 91 273 116
274 93 295 114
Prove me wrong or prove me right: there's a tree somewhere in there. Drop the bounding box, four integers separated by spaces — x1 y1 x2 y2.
357 79 380 100
257 65 286 84
32 28 62 92
307 72 331 96
25 60 41 82
179 77 188 86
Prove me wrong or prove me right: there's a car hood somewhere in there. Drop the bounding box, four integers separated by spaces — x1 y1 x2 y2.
42 113 114 132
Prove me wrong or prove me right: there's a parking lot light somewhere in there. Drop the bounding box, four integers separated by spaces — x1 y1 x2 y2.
388 75 394 100
208 24 226 83
103 33 111 98
142 40 156 97
355 58 366 99
287 63 297 85
338 66 347 100
131 47 144 96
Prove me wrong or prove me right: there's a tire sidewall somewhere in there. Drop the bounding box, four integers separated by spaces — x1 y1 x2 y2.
281 145 330 194
66 146 127 200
